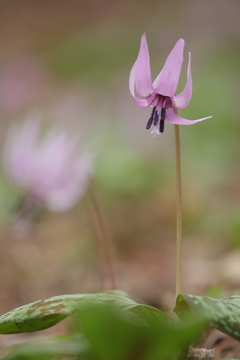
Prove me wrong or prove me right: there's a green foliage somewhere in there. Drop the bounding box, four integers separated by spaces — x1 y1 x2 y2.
2 335 86 360
0 290 165 334
174 293 240 341
2 303 203 360
204 285 223 298
73 304 202 360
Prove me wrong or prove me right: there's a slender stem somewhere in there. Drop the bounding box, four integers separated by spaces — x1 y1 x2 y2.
88 189 116 290
174 124 183 298
87 196 105 290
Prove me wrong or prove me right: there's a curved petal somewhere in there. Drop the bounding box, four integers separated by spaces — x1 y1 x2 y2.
173 52 192 109
166 107 212 125
153 39 185 97
129 65 155 108
133 97 152 108
129 34 154 97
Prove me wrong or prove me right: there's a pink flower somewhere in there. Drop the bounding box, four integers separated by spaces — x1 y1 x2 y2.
4 116 94 212
129 34 212 134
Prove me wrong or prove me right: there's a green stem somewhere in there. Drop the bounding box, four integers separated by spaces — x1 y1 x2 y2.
174 124 183 298
88 189 116 290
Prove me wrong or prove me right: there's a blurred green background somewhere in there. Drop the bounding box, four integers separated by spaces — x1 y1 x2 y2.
0 0 240 344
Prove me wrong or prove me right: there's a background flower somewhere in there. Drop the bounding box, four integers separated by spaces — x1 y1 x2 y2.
3 116 94 212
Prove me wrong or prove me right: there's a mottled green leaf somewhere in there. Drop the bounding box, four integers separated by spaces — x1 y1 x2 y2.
174 293 240 341
0 290 165 334
3 307 202 360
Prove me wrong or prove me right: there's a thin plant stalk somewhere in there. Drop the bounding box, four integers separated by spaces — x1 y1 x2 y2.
174 124 183 298
88 188 116 290
87 196 105 290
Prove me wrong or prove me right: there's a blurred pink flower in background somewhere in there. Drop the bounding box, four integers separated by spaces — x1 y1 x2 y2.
4 116 94 214
129 34 212 135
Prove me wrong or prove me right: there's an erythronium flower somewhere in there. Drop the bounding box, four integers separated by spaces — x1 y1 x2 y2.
129 34 212 134
3 116 94 232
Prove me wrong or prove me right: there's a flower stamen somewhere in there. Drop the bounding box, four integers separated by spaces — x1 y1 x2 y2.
146 115 154 129
146 106 156 129
153 111 159 126
160 108 166 133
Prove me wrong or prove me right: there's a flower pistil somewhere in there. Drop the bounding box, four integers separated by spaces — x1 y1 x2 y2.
146 95 172 133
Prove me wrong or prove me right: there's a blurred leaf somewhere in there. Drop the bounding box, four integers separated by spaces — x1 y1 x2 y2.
0 290 165 334
174 293 240 341
2 305 202 360
75 304 202 360
2 335 86 360
126 304 165 324
204 285 223 298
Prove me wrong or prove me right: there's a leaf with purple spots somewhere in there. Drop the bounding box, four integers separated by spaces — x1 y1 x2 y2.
0 290 166 334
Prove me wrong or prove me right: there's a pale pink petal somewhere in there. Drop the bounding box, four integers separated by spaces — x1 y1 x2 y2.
44 153 94 211
4 117 94 213
153 39 185 97
129 64 155 108
133 95 152 108
129 64 149 108
173 52 192 109
31 131 77 196
3 117 40 187
129 34 154 97
44 174 85 211
166 107 212 125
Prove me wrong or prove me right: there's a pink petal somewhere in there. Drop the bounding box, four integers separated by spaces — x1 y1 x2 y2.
129 64 155 108
32 131 77 195
153 39 185 97
3 117 40 187
44 153 93 212
129 34 154 98
173 52 192 109
166 107 212 125
129 63 149 108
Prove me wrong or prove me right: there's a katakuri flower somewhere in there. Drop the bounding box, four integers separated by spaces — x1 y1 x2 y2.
129 34 212 134
4 116 94 213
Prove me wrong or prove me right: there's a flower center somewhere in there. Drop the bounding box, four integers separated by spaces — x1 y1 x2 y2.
146 95 172 133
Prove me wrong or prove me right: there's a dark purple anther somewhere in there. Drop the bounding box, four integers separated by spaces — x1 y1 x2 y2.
161 108 166 121
146 106 157 129
146 116 154 129
159 119 165 133
151 106 156 117
153 111 159 126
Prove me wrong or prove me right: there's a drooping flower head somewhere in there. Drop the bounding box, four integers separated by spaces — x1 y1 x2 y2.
4 116 94 235
129 34 212 135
